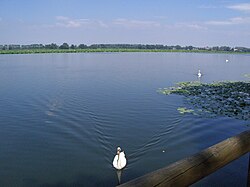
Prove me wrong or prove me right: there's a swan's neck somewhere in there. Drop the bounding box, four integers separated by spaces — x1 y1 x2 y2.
117 153 120 166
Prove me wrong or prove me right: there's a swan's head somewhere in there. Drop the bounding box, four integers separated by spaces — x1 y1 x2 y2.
117 147 121 155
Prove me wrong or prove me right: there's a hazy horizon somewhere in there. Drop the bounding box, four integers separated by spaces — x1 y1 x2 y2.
1 0 250 47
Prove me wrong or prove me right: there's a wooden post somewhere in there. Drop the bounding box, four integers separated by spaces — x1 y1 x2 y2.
118 130 250 187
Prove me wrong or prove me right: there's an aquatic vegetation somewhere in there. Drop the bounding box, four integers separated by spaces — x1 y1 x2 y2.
159 81 250 120
244 74 250 79
177 107 194 114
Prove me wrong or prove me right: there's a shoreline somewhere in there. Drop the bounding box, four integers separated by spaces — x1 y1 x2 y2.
1 48 250 55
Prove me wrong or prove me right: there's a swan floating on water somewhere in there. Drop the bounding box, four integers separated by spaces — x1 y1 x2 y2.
113 147 127 170
198 70 202 78
226 59 229 62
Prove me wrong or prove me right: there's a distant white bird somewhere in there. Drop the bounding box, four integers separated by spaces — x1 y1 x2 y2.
113 147 127 170
198 70 202 78
226 59 229 62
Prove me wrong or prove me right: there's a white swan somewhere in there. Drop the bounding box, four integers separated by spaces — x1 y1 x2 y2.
198 70 202 78
113 147 127 170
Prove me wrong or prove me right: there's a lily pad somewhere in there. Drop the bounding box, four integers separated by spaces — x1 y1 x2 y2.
244 74 250 79
177 107 194 114
159 81 250 120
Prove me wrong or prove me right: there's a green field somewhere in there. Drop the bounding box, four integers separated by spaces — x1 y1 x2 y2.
0 48 249 54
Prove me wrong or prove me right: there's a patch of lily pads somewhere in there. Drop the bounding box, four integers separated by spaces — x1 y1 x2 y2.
158 81 250 120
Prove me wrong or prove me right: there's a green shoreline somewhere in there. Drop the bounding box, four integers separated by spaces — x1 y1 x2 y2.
1 48 250 55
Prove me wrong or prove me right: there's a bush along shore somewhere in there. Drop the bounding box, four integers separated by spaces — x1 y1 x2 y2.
158 81 250 120
1 48 250 55
1 43 250 54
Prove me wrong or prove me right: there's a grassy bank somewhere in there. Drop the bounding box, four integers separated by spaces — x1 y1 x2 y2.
0 48 249 54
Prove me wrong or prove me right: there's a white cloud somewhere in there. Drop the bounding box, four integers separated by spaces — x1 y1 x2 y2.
96 20 109 28
55 16 108 28
113 18 161 29
206 17 250 25
55 16 89 28
173 23 207 30
163 22 207 31
228 3 250 12
206 20 233 26
56 16 69 21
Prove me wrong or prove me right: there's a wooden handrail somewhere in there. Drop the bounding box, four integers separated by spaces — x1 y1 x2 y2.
118 130 250 187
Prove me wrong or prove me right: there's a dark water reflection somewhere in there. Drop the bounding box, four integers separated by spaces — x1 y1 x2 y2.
0 53 249 187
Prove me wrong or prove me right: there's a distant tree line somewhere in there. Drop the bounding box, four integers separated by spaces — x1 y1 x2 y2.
0 43 250 52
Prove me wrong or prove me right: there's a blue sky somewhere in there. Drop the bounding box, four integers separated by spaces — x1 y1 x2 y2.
0 0 250 47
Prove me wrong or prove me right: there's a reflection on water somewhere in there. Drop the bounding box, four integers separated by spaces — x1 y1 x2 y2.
0 53 249 186
116 170 122 185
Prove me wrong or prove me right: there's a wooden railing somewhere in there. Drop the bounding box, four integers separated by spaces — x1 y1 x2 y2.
118 130 250 187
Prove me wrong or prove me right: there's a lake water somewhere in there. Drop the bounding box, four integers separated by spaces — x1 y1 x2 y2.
0 52 249 187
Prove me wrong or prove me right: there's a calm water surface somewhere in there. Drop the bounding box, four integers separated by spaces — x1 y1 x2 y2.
0 53 249 187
